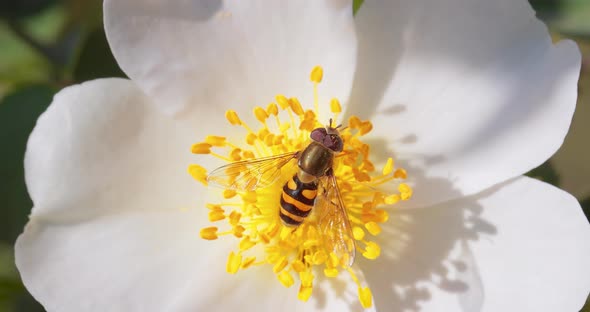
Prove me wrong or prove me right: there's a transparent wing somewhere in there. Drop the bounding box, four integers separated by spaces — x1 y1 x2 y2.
316 174 356 267
207 152 298 191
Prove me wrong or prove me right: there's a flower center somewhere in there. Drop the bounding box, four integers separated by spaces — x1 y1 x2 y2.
189 66 412 309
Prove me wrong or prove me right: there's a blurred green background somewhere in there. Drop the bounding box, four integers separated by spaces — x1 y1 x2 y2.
0 0 588 311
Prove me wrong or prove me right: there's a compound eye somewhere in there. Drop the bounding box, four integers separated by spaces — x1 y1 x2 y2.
310 128 327 142
329 135 344 152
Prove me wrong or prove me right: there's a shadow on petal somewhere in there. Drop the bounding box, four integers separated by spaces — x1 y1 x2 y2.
361 162 506 311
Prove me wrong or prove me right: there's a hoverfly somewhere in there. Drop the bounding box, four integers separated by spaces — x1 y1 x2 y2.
207 121 356 266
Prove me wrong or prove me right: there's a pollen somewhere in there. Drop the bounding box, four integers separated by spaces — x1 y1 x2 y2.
189 66 411 309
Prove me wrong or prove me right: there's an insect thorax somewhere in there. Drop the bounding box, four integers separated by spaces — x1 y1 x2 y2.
298 142 334 179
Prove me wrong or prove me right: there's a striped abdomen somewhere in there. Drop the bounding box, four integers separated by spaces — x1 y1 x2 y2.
279 174 318 226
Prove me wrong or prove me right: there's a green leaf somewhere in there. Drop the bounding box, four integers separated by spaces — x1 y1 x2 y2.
0 243 23 301
353 0 364 15
0 86 51 312
580 293 590 312
0 0 57 19
581 197 590 223
0 3 69 84
531 0 590 36
73 27 126 82
525 160 560 187
0 84 55 244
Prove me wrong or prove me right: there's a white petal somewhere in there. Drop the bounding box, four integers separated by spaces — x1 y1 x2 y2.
17 79 219 311
363 176 590 311
16 79 366 311
104 0 357 120
351 0 581 208
303 267 376 312
22 79 200 220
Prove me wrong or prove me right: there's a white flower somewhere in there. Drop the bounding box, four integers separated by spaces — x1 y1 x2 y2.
15 0 590 311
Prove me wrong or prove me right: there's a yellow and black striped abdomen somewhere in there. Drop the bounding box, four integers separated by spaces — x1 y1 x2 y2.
279 174 318 226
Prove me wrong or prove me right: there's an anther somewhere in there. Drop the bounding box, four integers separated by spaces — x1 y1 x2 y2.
399 183 413 200
208 210 225 222
191 143 212 154
299 271 314 287
365 222 381 235
246 133 257 145
359 121 373 135
349 116 361 129
223 189 237 199
298 286 313 302
225 110 242 125
188 164 208 185
312 250 328 265
310 65 323 83
330 98 342 113
384 194 400 205
362 241 380 259
227 252 242 274
289 98 304 116
324 268 339 277
358 287 373 309
394 168 407 179
273 257 289 273
276 95 290 109
239 237 256 251
200 227 219 240
353 226 365 240
242 256 257 269
205 135 226 147
291 260 306 273
382 158 394 175
254 106 269 123
266 103 279 116
278 271 294 288
230 148 242 161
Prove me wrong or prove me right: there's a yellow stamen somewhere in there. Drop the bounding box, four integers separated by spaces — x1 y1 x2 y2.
208 210 225 222
393 168 407 179
330 98 342 113
298 286 313 302
273 257 289 273
188 164 208 186
365 222 382 236
289 97 304 116
362 241 381 260
299 271 314 287
200 227 218 240
226 252 242 274
382 157 394 175
239 237 256 251
225 110 242 125
205 135 226 147
276 95 290 110
223 189 237 199
242 256 257 269
310 65 323 83
191 143 212 154
190 66 412 309
353 226 365 240
398 183 413 200
359 287 373 309
267 103 279 116
384 194 400 205
254 106 269 123
278 271 295 288
324 268 339 277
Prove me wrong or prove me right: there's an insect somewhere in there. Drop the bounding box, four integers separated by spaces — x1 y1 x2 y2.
207 121 356 266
